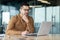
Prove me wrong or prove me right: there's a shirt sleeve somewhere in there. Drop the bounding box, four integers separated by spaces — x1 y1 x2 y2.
5 16 22 35
26 17 34 33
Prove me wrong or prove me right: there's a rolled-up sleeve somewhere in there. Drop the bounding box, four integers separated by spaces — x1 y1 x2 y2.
5 16 22 35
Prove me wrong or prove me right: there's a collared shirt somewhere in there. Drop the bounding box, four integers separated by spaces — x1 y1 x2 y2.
5 14 34 35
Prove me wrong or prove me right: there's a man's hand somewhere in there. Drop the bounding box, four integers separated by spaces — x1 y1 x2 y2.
21 31 29 36
22 15 29 23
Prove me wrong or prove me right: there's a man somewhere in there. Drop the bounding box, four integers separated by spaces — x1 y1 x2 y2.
5 3 34 36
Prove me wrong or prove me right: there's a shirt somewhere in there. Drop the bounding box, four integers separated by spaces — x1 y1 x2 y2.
5 14 34 35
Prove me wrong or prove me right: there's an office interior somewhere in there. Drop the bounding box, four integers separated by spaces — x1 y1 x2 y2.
0 0 60 35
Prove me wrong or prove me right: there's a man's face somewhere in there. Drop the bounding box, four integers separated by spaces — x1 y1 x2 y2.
20 5 30 16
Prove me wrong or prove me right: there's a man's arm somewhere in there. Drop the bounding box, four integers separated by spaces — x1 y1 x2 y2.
5 16 22 35
6 29 22 35
26 17 34 33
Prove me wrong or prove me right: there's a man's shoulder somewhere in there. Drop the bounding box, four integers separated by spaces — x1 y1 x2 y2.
28 16 34 22
28 16 33 19
11 14 19 20
28 16 32 18
12 14 19 18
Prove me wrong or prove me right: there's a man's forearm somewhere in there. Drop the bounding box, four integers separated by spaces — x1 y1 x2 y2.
6 29 22 35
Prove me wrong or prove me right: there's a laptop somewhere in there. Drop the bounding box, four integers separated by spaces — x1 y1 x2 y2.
25 22 52 36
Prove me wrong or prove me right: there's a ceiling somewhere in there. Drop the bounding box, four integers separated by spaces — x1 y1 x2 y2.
0 0 31 5
0 0 57 6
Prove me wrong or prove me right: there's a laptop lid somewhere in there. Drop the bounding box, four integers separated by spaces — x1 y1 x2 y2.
37 22 52 35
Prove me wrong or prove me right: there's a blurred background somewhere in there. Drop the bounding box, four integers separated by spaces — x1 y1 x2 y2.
0 0 60 34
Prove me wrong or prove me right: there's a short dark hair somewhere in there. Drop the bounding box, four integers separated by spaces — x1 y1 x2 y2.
20 2 29 8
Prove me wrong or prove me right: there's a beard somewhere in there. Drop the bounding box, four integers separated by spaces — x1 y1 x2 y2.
24 13 28 16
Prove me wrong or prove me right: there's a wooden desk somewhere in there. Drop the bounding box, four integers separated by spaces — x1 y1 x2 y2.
3 34 60 40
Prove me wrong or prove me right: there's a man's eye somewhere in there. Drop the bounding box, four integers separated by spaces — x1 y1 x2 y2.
24 9 29 11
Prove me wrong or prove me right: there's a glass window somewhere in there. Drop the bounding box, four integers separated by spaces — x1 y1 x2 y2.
35 7 45 23
2 12 10 24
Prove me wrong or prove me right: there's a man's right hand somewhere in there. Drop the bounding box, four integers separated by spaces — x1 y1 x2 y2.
22 15 29 23
21 31 29 36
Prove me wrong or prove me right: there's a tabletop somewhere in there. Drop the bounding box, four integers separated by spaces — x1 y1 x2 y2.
1 34 60 40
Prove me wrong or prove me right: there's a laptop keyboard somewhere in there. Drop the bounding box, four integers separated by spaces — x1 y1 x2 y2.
25 33 37 36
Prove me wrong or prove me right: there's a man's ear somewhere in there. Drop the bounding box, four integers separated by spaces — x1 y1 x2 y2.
19 9 21 12
19 9 20 13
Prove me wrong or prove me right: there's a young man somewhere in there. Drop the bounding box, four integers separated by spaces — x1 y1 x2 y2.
5 3 34 36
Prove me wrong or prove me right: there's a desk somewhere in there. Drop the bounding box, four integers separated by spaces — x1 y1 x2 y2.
3 34 60 40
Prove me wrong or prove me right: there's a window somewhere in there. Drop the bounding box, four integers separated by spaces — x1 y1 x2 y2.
2 12 10 24
35 7 45 23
